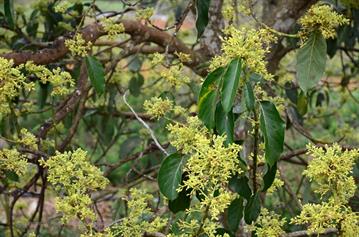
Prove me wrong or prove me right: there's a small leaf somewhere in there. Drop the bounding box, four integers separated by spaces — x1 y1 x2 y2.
244 193 261 224
38 82 49 109
158 153 185 200
196 0 211 38
227 197 244 233
262 162 277 192
215 102 234 144
229 175 252 200
221 58 242 113
198 67 224 129
297 91 308 116
259 101 285 167
244 81 255 111
129 73 144 97
296 32 327 93
169 187 191 213
85 56 105 94
4 0 15 29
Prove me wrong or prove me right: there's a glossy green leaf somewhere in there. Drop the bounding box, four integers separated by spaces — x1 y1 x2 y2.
229 175 252 200
221 58 242 113
227 197 244 232
129 73 144 97
244 81 255 111
259 101 285 167
296 32 327 93
215 102 234 144
198 67 224 129
196 0 211 38
158 153 185 200
85 56 105 94
4 0 15 29
297 91 308 115
169 187 191 213
262 162 277 192
244 193 261 224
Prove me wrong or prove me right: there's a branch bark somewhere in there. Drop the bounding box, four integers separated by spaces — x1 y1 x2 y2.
1 20 206 76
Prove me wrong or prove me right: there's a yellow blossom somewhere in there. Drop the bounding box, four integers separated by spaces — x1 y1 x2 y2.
299 4 349 39
210 26 276 80
151 52 165 66
112 189 167 237
0 58 35 114
25 62 75 96
143 97 173 119
101 18 125 40
136 8 154 20
304 143 358 203
0 149 28 176
160 64 190 87
41 148 108 224
18 128 37 150
65 33 92 57
248 208 286 237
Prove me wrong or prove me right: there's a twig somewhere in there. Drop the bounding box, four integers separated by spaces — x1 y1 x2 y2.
122 91 168 156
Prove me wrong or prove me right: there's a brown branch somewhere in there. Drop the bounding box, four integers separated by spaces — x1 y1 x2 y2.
283 228 338 237
1 20 206 76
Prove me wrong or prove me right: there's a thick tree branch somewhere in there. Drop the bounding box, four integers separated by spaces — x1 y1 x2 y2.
1 20 206 76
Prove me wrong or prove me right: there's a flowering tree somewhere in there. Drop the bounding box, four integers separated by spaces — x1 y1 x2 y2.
0 0 358 236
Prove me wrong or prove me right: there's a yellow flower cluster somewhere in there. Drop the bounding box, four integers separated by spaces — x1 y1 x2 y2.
210 26 276 80
167 116 241 222
112 189 167 237
175 52 192 63
40 148 108 223
248 208 286 237
160 64 190 87
54 1 71 13
298 4 349 39
0 58 35 114
151 52 165 66
291 144 359 235
25 61 75 96
304 143 358 203
0 149 28 176
291 200 359 235
143 97 174 119
266 176 284 194
17 128 37 150
136 8 154 20
101 18 125 40
65 33 92 57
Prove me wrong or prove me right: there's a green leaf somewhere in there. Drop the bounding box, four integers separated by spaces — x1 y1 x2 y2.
4 0 15 29
215 102 234 144
198 67 224 129
129 73 144 97
158 153 185 200
262 162 277 192
297 91 308 116
38 82 49 109
244 193 261 224
296 32 327 93
221 58 242 113
244 81 255 111
229 175 252 200
259 101 285 167
169 187 191 213
85 56 105 94
196 0 211 38
227 197 244 233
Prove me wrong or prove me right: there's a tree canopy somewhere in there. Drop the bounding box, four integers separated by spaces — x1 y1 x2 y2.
0 0 359 236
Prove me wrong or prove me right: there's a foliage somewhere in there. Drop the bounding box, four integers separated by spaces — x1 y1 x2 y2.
0 0 358 237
